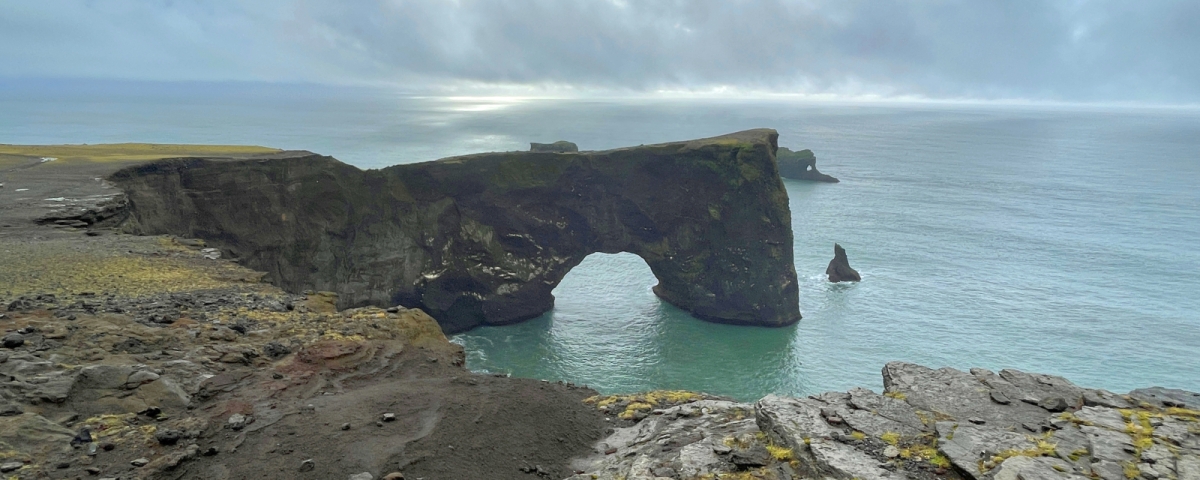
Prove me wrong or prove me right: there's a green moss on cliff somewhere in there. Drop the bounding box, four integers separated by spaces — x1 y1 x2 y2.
490 155 568 189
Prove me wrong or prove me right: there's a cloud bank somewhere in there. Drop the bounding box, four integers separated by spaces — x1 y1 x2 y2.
1 0 1198 103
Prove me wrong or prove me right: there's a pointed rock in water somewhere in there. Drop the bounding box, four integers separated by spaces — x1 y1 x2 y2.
826 243 861 282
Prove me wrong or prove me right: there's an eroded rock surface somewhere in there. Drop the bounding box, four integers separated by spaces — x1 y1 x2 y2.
568 362 1200 480
110 129 800 333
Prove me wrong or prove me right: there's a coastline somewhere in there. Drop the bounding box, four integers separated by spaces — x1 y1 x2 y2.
2 144 1197 480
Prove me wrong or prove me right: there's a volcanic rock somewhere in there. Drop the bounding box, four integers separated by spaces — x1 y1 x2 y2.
569 362 1200 480
109 129 801 333
826 243 861 282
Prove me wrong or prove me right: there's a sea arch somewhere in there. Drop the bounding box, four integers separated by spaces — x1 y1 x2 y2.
111 129 802 333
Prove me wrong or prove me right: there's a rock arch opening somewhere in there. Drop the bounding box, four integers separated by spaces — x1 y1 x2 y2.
551 252 658 310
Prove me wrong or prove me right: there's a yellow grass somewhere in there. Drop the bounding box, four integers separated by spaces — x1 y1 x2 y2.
0 243 251 298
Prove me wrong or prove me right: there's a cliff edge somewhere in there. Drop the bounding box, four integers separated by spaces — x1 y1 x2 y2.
109 129 801 333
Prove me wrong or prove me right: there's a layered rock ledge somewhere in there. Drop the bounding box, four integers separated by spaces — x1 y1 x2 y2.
108 129 801 333
567 363 1199 480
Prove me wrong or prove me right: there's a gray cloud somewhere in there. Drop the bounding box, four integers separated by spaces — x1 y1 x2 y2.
1 0 1198 103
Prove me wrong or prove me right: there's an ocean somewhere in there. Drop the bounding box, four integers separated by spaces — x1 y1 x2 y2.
3 80 1198 400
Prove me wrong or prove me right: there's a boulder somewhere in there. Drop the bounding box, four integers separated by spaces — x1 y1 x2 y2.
826 243 861 282
2 332 24 348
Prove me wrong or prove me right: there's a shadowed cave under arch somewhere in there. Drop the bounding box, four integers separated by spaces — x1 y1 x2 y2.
111 129 802 333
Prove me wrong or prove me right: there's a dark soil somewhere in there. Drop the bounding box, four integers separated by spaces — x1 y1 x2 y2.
175 351 607 480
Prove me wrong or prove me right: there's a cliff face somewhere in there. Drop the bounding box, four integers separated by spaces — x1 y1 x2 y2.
777 146 839 182
109 129 801 333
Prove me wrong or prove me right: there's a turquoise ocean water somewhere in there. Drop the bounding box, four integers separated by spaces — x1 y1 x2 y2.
3 81 1198 400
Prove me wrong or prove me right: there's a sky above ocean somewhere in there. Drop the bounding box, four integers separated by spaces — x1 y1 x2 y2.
1 1 1199 104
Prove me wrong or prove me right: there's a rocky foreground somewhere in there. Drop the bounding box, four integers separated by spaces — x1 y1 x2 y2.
567 364 1200 480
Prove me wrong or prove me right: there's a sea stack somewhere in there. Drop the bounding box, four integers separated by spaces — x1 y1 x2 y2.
826 243 861 282
530 141 579 153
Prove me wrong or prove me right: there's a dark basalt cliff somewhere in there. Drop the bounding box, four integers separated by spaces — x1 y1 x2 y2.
777 146 839 182
108 129 801 333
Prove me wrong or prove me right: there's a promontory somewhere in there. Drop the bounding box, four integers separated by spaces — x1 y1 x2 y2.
107 129 802 333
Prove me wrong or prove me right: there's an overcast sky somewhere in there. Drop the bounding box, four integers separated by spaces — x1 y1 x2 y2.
1 0 1198 104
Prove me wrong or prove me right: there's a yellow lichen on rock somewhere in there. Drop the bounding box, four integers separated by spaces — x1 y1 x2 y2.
766 444 794 461
585 390 707 420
